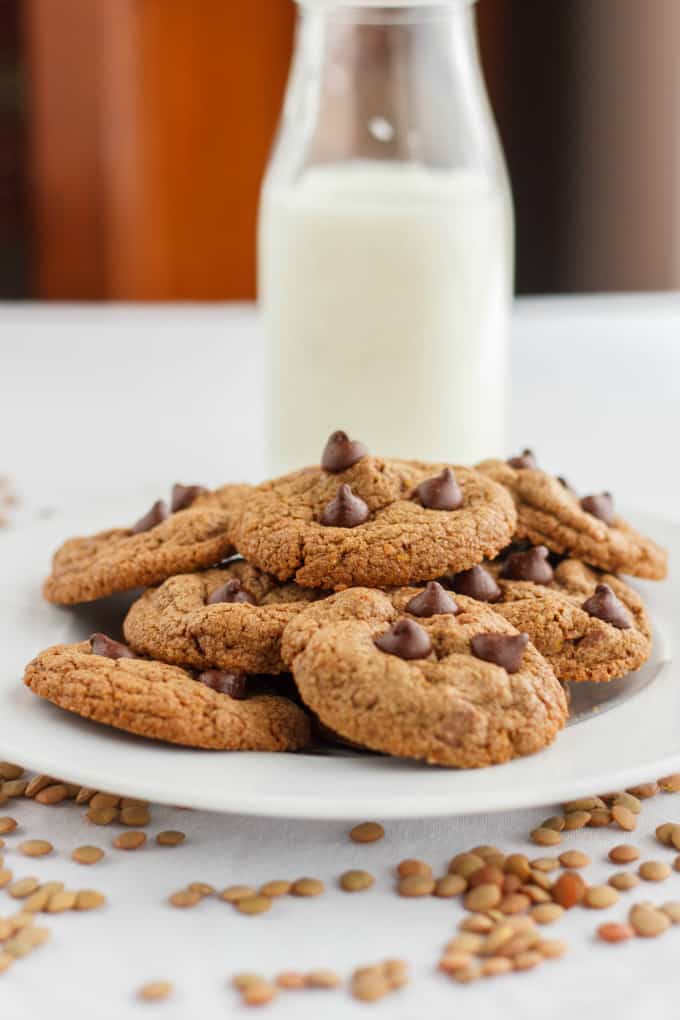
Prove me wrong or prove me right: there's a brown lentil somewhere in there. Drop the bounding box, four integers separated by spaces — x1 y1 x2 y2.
564 811 591 830
1 780 28 798
564 796 604 812
586 809 611 827
537 938 567 959
552 872 586 909
471 844 502 858
439 951 473 974
35 783 69 805
479 925 514 956
630 905 671 937
530 827 561 847
90 792 120 810
232 973 265 990
276 972 306 989
112 830 145 851
449 852 485 878
498 893 531 915
584 885 619 909
40 881 64 897
458 914 494 934
446 933 483 954
434 874 466 898
655 822 677 846
188 882 215 897
19 840 53 858
87 805 118 825
530 903 564 924
658 773 680 792
0 818 17 835
398 874 435 897
608 871 640 891
169 889 201 908
120 805 151 827
504 854 531 881
352 972 391 1000
614 791 641 814
464 883 502 912
639 860 671 882
350 822 384 844
259 880 291 898
236 895 272 916
306 969 341 989
450 963 480 984
243 982 277 1006
74 786 97 805
612 805 637 831
0 763 23 781
522 884 551 904
671 828 680 851
156 830 185 847
9 877 39 899
220 885 257 903
72 845 105 865
513 951 542 971
291 877 324 897
481 957 513 977
138 981 173 1002
540 816 566 832
530 858 560 873
626 781 658 798
597 922 634 943
46 891 76 913
609 844 640 864
75 890 106 911
340 869 374 892
397 858 431 878
503 874 522 894
383 959 409 988
660 902 680 925
468 864 504 888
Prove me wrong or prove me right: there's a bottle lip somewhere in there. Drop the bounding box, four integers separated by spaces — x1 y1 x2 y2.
297 1 476 7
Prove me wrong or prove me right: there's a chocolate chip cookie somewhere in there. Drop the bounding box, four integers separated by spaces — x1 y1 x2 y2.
477 455 667 579
229 433 516 590
43 483 249 604
442 549 652 683
282 585 567 767
123 560 326 675
23 637 310 751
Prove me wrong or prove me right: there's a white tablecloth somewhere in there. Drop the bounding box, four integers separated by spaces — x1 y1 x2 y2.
1 296 679 1019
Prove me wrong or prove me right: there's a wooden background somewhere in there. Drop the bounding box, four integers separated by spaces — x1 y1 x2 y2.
11 0 680 299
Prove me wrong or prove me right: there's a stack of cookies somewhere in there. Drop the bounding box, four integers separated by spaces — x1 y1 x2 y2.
25 433 667 768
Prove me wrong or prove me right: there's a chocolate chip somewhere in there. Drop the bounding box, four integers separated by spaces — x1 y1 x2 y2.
440 565 502 603
171 483 207 513
131 499 170 534
501 545 554 585
580 492 615 526
320 484 370 528
470 632 529 673
196 670 248 698
507 449 537 470
413 468 462 511
374 619 433 660
581 584 631 629
90 633 137 660
405 582 458 618
321 431 368 473
207 578 258 606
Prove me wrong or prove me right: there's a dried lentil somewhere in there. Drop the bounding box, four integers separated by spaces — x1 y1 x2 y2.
113 831 146 851
584 885 619 909
220 885 257 903
19 840 53 858
138 981 173 1002
169 889 201 908
639 861 671 882
156 830 185 847
291 877 324 897
259 880 291 898
611 805 637 831
340 870 374 892
398 874 435 897
349 822 384 844
530 827 561 847
609 844 640 864
597 922 634 943
75 890 106 911
72 845 105 865
434 874 466 898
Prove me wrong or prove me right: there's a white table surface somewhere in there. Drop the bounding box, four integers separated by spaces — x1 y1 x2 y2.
1 295 679 1019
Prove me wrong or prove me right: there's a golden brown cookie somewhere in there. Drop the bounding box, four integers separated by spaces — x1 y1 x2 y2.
229 435 516 590
23 639 310 751
43 484 250 604
477 456 667 579
124 560 326 675
282 586 567 767
442 551 652 683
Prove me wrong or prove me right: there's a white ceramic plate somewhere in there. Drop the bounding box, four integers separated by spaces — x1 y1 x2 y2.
0 511 676 819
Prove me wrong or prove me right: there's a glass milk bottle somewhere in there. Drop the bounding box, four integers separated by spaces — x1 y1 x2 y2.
259 0 513 474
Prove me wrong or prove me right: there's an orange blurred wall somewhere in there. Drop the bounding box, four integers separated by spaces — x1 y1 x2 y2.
24 0 295 300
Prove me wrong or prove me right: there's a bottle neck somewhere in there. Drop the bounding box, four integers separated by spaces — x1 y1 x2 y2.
273 1 501 180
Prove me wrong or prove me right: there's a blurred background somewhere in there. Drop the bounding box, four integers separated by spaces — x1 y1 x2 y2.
2 0 680 301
